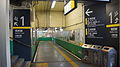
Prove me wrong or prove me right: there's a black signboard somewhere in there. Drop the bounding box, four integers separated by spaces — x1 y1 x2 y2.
13 9 31 61
106 0 119 51
106 0 119 66
85 4 107 45
85 1 119 66
85 2 119 49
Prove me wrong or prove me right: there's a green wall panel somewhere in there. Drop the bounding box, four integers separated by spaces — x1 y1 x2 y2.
54 38 84 58
37 37 52 41
10 40 13 55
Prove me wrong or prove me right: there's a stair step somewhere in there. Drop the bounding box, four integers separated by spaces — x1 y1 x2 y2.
23 61 31 67
14 58 24 67
11 55 19 66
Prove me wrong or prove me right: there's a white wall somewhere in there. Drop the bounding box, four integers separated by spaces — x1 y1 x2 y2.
0 0 11 67
50 11 65 27
64 3 85 43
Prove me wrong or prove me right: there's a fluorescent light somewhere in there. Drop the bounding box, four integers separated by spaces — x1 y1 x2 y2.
55 27 57 30
33 31 35 32
51 1 56 8
43 30 48 32
60 27 63 31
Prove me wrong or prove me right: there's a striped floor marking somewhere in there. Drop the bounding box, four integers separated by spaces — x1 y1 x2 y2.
50 42 79 67
35 63 48 67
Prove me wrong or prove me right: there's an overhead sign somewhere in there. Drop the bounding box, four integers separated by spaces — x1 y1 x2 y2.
64 0 77 15
13 9 31 61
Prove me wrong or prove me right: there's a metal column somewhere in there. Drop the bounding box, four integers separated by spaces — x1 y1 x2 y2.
0 0 11 67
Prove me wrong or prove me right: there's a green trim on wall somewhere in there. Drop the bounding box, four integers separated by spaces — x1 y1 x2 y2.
37 37 52 41
54 38 84 59
10 40 13 55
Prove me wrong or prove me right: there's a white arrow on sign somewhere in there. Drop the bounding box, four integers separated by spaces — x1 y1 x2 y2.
14 22 18 26
86 9 93 16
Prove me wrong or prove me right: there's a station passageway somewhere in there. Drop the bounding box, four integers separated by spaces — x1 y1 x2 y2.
31 41 97 67
0 0 119 67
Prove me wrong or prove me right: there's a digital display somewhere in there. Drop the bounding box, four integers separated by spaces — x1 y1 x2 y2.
64 0 77 15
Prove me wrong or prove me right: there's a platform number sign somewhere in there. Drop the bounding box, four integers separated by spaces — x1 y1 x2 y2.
13 9 31 61
109 11 119 24
13 9 30 27
106 0 119 50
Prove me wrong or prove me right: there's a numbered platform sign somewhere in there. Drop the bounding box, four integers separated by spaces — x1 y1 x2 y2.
13 9 31 61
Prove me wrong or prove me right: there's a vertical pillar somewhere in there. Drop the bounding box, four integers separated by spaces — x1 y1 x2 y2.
0 0 11 67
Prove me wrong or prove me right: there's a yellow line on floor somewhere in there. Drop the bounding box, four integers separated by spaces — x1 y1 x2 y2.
50 42 79 67
35 63 48 67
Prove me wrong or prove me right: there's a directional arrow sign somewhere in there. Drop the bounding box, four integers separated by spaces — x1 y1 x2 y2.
85 9 93 16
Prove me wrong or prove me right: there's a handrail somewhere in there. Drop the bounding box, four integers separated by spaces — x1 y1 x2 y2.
10 37 31 48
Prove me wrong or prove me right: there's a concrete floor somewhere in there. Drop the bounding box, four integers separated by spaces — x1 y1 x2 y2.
31 41 97 67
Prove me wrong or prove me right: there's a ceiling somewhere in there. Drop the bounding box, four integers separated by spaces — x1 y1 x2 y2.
32 0 64 2
33 1 64 12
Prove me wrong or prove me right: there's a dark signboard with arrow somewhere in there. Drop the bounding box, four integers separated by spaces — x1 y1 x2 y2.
85 3 107 45
13 9 31 61
85 1 119 66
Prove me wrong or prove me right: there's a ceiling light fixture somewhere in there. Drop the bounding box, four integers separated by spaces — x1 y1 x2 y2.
51 0 56 8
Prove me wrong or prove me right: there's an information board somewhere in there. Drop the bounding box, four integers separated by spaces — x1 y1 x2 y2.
85 4 107 45
85 1 119 66
13 9 31 60
106 0 119 50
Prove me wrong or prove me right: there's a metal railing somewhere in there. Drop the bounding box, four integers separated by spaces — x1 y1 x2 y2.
10 37 31 47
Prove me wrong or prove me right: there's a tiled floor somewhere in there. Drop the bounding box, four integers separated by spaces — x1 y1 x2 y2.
31 41 97 67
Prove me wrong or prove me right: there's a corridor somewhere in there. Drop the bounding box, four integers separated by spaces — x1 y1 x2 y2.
31 41 97 67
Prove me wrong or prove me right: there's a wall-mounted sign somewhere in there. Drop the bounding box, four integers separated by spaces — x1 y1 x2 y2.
13 9 31 61
85 4 107 45
85 1 119 66
106 0 119 52
64 0 77 15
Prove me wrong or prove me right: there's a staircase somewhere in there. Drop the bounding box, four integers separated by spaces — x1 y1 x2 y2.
11 55 31 67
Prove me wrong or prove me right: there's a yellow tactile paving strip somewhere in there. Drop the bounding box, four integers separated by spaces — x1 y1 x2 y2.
49 42 79 67
35 63 48 67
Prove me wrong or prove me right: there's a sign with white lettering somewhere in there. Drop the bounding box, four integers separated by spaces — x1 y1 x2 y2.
106 1 119 50
85 4 107 45
13 9 31 61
